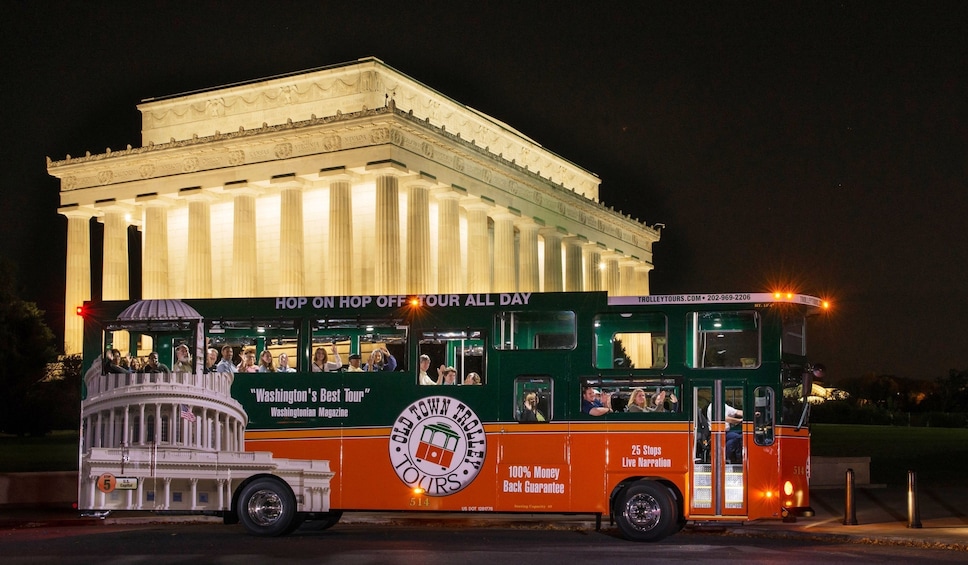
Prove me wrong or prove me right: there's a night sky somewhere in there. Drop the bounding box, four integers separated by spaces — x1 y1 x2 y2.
3 1 966 381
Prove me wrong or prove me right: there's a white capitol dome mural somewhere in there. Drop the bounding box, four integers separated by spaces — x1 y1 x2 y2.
79 299 332 513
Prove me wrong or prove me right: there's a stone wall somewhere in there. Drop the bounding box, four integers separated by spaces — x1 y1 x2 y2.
0 472 77 507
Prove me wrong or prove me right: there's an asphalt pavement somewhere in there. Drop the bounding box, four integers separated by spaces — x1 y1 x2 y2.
1 485 966 550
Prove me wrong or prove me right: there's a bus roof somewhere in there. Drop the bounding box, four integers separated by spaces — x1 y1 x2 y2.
608 292 827 310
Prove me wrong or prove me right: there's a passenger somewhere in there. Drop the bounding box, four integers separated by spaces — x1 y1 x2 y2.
364 347 397 372
346 354 364 372
708 402 744 462
103 349 128 374
627 388 648 412
117 353 131 371
581 386 611 416
647 389 679 413
144 351 170 374
277 353 295 372
206 348 219 372
521 392 546 422
237 350 258 373
128 356 144 372
438 365 457 385
463 372 482 385
257 350 276 372
417 354 435 385
311 344 342 372
172 344 193 373
215 345 237 373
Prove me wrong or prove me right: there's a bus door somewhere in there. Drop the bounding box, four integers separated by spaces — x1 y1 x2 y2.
691 380 746 518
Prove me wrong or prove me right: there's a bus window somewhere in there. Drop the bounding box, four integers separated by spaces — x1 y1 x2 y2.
782 314 806 356
492 311 576 350
312 318 408 372
514 376 553 422
581 376 681 415
593 312 667 369
208 319 298 372
753 386 775 446
418 330 484 384
686 311 760 369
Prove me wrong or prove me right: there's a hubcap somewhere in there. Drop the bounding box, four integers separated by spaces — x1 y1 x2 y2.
623 492 661 532
247 489 284 526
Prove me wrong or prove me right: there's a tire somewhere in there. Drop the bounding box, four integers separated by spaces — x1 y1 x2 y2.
300 510 343 531
612 480 677 542
237 478 297 537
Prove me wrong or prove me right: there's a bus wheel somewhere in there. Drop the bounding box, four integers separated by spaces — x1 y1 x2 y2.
300 511 343 531
613 481 676 542
237 478 297 536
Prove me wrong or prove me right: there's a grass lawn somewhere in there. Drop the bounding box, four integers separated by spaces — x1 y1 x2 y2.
2 425 966 488
811 424 968 487
0 430 78 473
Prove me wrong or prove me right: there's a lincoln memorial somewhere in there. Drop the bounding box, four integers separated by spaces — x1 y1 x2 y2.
48 57 661 355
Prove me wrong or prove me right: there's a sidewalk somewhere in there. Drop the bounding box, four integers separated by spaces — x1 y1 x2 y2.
726 485 968 550
1 486 966 550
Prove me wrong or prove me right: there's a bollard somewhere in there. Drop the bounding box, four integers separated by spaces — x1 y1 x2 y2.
907 470 922 529
843 467 858 525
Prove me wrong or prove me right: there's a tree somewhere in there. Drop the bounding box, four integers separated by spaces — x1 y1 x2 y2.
0 260 58 434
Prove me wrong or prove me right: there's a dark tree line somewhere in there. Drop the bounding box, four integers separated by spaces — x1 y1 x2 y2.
814 369 968 427
0 260 76 435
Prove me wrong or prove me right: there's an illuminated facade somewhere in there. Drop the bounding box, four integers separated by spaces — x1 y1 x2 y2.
49 58 661 355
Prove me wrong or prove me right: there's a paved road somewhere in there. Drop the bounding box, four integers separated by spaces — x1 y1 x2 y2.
0 522 965 565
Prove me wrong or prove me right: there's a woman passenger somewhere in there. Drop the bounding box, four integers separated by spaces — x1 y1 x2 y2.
237 350 258 373
312 344 342 372
258 350 276 372
627 388 648 412
364 347 397 372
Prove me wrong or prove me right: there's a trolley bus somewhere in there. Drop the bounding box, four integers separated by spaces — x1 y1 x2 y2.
76 291 827 541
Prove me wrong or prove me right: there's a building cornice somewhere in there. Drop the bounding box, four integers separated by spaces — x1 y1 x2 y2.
50 106 657 256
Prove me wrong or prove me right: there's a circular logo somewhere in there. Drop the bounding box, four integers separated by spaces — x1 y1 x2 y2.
389 396 487 496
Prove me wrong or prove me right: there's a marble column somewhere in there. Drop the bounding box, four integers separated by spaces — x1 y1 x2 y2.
464 202 491 293
619 260 638 296
540 228 564 292
228 184 260 297
635 264 653 296
101 208 129 302
101 206 131 354
140 198 170 299
405 181 432 294
375 175 401 295
583 244 603 292
277 179 305 296
517 222 540 293
328 178 354 296
602 252 621 295
491 211 517 293
435 190 462 293
62 208 92 355
563 236 584 292
185 192 213 298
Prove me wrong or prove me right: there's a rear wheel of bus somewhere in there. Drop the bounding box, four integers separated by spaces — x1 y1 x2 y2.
612 480 677 541
237 477 297 536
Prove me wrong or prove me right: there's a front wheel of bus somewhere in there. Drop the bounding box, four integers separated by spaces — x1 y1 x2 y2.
237 478 297 536
613 481 676 542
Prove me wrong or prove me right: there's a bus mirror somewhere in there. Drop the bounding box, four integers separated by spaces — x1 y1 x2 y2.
801 370 813 402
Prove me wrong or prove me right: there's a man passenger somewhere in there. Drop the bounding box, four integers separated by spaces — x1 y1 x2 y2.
582 386 611 416
347 354 364 372
215 345 237 373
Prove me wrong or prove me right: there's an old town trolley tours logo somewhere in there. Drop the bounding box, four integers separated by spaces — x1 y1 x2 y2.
389 395 486 495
